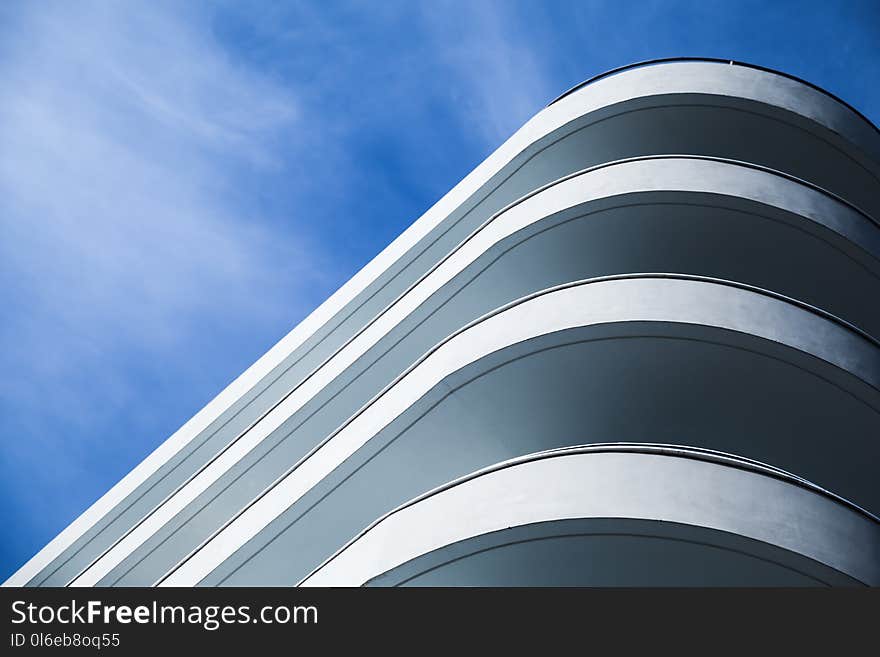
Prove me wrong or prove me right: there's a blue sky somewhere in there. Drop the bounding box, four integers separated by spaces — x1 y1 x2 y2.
1 0 878 581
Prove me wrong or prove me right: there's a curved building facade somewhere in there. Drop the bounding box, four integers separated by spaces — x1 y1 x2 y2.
7 59 880 587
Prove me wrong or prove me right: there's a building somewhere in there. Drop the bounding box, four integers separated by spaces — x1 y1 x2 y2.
7 58 880 587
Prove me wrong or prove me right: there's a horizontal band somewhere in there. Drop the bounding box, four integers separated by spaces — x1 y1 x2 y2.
300 445 880 586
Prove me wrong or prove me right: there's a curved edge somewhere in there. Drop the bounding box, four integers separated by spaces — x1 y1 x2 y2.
549 57 880 140
371 519 864 587
300 444 880 587
354 443 880 526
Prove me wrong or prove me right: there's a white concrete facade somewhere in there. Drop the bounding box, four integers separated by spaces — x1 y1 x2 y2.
7 59 880 587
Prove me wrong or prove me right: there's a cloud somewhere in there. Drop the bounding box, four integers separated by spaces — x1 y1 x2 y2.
0 0 328 563
0 0 318 384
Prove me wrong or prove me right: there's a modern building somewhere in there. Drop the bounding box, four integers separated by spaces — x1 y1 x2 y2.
7 58 880 587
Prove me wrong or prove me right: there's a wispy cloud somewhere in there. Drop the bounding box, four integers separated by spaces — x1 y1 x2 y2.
0 1 308 338
0 0 328 564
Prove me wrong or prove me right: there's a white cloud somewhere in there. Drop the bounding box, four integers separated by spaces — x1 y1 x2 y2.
0 1 321 439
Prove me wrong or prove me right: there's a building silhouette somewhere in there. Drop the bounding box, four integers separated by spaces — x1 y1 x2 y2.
8 59 880 587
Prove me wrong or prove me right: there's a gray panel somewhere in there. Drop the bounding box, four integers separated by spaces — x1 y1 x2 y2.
301 447 879 586
368 520 862 587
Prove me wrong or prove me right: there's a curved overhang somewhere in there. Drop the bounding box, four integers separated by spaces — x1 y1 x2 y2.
59 156 880 588
552 58 880 146
298 445 880 587
547 59 880 210
155 276 880 586
531 60 880 219
366 519 865 587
